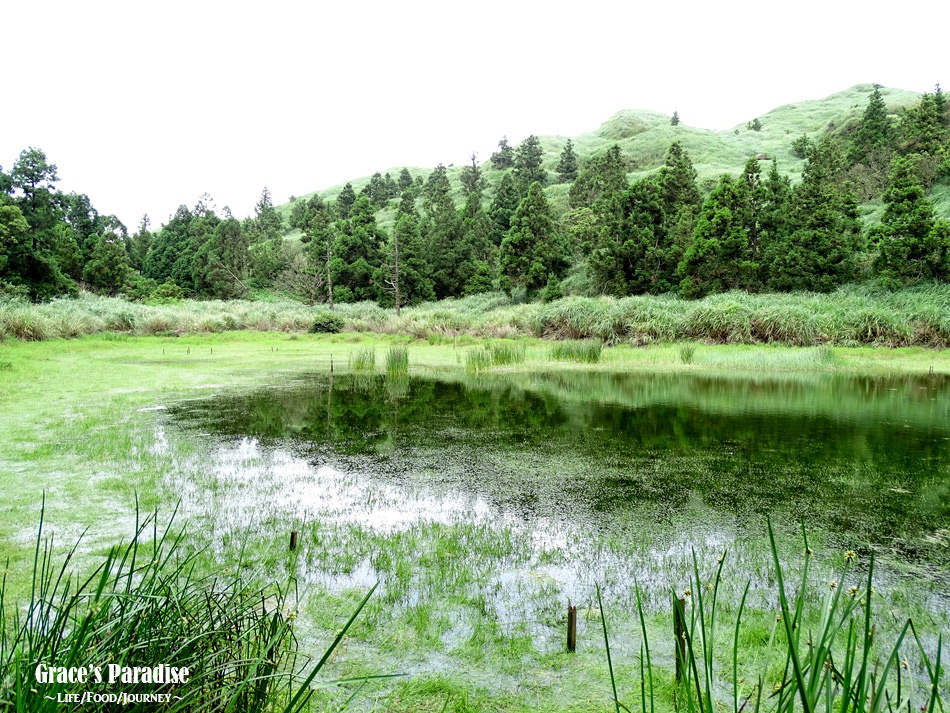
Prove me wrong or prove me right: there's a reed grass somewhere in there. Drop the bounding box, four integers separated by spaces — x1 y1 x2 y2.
350 347 376 371
2 284 950 348
488 341 527 366
386 346 409 376
550 339 602 363
0 499 380 711
597 521 946 713
678 343 697 364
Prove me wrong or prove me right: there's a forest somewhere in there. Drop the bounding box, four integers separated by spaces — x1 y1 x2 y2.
1 86 948 308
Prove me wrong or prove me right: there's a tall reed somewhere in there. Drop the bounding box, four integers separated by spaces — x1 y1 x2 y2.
597 521 945 713
0 499 379 711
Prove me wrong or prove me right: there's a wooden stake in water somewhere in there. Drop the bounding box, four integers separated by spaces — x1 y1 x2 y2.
289 531 298 550
674 597 687 681
331 355 334 372
567 604 577 653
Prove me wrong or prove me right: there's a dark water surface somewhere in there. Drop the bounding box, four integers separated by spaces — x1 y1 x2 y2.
168 369 950 568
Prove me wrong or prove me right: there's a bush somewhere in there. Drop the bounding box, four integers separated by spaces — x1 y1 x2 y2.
149 281 184 303
309 310 346 333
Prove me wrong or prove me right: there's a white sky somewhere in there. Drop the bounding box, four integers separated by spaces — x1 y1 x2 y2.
2 0 945 230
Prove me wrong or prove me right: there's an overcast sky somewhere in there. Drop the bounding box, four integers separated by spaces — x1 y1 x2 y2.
2 0 945 230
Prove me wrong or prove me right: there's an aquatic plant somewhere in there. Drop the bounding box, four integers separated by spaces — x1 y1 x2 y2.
550 339 602 363
386 346 409 376
0 499 378 711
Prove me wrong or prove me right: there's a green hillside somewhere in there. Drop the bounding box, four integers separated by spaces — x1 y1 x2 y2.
280 84 937 230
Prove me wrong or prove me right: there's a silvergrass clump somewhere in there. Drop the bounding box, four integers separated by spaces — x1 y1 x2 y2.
550 339 602 363
350 347 376 371
488 341 526 366
465 348 492 372
597 520 945 713
0 499 378 711
679 343 697 364
386 346 409 376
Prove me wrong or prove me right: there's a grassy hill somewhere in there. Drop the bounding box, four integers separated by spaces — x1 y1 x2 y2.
279 84 944 233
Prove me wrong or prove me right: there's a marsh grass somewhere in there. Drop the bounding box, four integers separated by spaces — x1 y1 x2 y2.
0 499 381 711
465 348 492 372
598 521 945 713
679 343 697 364
4 283 950 348
488 341 527 366
386 346 409 376
550 339 602 363
350 347 376 371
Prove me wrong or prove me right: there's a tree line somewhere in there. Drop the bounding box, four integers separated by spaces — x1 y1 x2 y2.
1 86 948 306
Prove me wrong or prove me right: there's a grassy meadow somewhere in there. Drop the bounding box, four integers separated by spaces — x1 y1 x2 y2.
3 282 950 349
1 329 948 710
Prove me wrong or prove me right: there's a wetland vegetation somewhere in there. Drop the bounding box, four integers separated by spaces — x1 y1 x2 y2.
0 333 947 710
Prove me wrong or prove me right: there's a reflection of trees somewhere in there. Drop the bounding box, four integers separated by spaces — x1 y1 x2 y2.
170 371 950 561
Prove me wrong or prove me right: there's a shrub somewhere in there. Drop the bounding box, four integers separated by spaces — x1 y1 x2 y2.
309 310 346 334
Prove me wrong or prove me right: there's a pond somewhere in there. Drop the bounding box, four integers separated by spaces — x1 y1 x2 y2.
161 368 950 700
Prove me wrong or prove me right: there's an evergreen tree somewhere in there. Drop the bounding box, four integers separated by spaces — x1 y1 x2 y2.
670 111 680 126
513 135 545 194
374 213 435 310
489 172 520 243
459 152 486 197
422 164 452 216
766 137 861 291
330 194 383 302
245 187 283 243
82 232 131 294
848 86 891 165
568 145 626 209
898 93 947 157
303 195 335 307
556 140 579 183
397 167 414 191
871 157 950 285
7 147 73 298
499 182 568 295
193 217 249 298
490 136 514 169
129 215 152 273
757 159 792 283
678 174 755 297
935 83 948 125
335 183 356 219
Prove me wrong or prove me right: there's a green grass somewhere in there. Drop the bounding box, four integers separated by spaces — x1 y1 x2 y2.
597 522 946 713
350 347 376 371
386 346 409 376
6 283 950 349
0 499 379 711
550 339 602 363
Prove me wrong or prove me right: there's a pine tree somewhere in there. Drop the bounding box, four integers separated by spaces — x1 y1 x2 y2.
397 168 414 191
568 145 626 209
871 157 950 285
490 136 514 169
556 139 579 183
499 182 568 295
678 175 755 297
335 183 356 219
459 152 486 197
513 135 545 194
489 172 520 243
82 232 131 294
303 196 335 308
848 87 891 165
670 111 680 126
766 136 861 292
375 214 435 312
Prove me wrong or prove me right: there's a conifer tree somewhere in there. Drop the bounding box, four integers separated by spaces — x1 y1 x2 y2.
848 87 891 165
490 136 514 169
670 111 680 126
489 172 520 243
335 183 356 219
398 168 414 191
513 135 545 194
499 182 568 295
871 157 950 285
556 139 579 183
459 152 486 197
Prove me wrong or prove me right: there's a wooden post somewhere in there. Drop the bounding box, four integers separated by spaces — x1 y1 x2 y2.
330 355 334 372
567 604 577 653
187 347 190 355
289 531 298 550
210 347 212 355
674 597 687 682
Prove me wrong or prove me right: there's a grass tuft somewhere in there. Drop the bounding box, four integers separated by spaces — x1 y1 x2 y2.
550 339 602 363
